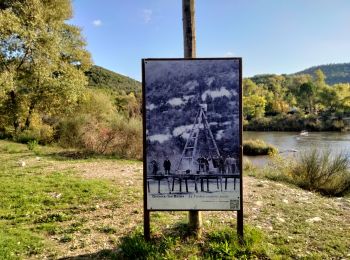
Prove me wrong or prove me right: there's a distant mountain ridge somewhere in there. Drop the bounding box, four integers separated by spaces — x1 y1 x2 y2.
85 65 141 95
294 63 350 85
85 63 350 94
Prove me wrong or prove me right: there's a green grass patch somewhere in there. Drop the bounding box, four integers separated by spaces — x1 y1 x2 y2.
0 142 27 154
97 225 117 234
0 171 120 222
0 140 122 258
117 225 273 259
243 139 278 156
0 225 44 260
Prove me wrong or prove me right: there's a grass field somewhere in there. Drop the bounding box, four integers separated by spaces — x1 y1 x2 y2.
0 140 349 259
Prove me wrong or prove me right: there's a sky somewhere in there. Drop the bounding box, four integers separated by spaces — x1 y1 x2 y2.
70 0 350 81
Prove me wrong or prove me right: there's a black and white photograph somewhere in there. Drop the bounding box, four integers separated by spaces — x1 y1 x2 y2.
143 58 242 210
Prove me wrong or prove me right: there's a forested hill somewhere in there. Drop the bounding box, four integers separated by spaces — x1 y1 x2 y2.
294 63 350 85
85 63 350 94
85 65 141 95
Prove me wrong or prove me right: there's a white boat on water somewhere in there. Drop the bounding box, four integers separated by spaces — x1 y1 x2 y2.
299 130 309 136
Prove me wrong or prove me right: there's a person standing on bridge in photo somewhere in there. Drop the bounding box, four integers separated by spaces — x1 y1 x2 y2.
197 155 205 172
151 160 159 175
218 155 225 174
224 155 236 174
163 157 171 175
203 156 209 173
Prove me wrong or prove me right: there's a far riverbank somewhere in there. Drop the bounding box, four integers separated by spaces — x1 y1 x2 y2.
244 114 350 132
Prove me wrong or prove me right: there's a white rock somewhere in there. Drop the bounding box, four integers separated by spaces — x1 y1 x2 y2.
50 192 62 199
255 201 263 207
35 156 41 160
306 217 322 223
18 160 26 167
277 217 285 223
282 199 289 204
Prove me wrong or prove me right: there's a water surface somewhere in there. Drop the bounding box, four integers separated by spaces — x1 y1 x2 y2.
243 131 350 166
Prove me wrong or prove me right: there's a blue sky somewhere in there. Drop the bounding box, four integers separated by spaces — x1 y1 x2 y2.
70 0 350 81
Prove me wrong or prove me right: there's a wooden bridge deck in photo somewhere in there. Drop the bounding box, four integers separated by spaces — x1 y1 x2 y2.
147 174 240 194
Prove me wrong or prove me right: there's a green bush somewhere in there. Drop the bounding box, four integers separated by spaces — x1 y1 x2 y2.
243 139 278 156
27 140 38 151
292 149 350 196
15 124 54 145
58 91 142 159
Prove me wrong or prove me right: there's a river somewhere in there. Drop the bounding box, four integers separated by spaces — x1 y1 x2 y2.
243 131 350 166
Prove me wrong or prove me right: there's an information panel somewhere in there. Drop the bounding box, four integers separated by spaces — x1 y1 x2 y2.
143 58 242 210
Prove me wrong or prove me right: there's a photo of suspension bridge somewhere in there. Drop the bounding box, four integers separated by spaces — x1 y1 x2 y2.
144 58 241 210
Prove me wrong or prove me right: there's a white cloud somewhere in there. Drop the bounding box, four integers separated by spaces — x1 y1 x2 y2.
146 103 157 110
172 124 193 137
201 87 232 101
222 121 232 126
167 97 185 107
183 95 195 101
216 130 224 140
184 80 199 90
225 51 234 57
205 77 215 87
148 134 171 144
92 19 102 27
142 9 153 23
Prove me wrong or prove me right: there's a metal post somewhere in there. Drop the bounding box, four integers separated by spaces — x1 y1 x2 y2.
237 61 244 242
142 60 151 241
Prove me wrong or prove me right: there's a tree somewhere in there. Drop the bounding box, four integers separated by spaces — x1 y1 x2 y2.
320 83 350 113
243 78 258 96
0 0 91 134
297 82 317 113
314 69 326 88
243 95 266 119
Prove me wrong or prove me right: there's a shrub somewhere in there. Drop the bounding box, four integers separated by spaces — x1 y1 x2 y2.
58 91 142 160
15 124 54 145
291 148 350 196
27 140 38 151
243 157 255 172
243 139 278 156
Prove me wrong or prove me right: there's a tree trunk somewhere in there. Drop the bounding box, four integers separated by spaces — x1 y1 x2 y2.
183 0 202 236
24 102 35 129
9 90 20 132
